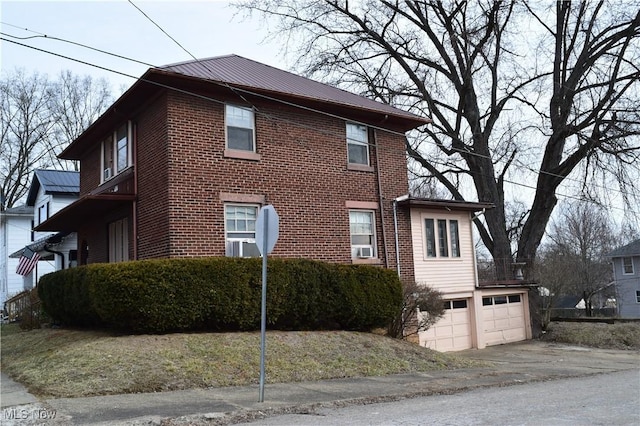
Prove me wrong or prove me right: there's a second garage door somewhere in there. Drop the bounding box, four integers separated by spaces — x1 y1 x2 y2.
420 299 472 352
482 293 527 346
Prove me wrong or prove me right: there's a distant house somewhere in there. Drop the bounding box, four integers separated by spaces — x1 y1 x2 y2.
399 197 532 351
7 170 79 295
608 239 640 318
1 205 34 306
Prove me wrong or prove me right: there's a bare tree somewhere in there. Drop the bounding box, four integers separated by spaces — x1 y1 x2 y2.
1 70 54 209
388 280 444 340
0 69 112 209
47 71 113 171
543 202 615 317
236 1 640 278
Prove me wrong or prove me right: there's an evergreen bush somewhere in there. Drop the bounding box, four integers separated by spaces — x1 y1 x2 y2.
37 257 402 333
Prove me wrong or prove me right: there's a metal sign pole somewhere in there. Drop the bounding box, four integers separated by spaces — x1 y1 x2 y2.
259 208 269 403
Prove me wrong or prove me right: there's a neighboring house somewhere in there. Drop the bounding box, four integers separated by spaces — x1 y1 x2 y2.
399 197 532 351
35 54 427 282
1 205 34 307
608 239 640 318
8 170 80 295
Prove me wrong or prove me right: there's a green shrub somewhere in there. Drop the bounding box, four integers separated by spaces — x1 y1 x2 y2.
37 257 402 333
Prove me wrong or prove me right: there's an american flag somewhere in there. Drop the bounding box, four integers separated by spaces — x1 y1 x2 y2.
16 247 40 276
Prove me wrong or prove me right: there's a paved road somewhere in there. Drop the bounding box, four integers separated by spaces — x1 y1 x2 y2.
243 369 640 425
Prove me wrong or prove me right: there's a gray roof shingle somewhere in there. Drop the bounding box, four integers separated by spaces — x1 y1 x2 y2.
608 239 640 258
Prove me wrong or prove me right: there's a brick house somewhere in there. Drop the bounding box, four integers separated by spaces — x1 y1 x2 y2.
35 55 428 281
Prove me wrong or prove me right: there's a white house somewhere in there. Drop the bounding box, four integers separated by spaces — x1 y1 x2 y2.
1 205 34 307
7 170 80 301
399 197 533 351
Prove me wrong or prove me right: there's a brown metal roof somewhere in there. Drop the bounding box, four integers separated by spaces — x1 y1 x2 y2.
159 54 428 123
61 54 429 160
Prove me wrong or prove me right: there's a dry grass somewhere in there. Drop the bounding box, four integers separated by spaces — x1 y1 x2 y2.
542 321 640 350
0 325 480 398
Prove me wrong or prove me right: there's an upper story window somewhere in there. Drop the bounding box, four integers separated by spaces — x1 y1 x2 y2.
350 210 376 259
346 123 369 165
226 105 255 152
623 257 634 275
424 218 460 259
38 202 49 225
102 121 132 182
225 204 260 257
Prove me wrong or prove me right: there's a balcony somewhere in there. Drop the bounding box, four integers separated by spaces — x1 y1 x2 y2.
477 258 538 287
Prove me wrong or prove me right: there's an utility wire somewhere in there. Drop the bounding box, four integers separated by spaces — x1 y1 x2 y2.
3 22 636 201
2 32 638 216
0 27 155 68
127 1 197 63
126 0 257 109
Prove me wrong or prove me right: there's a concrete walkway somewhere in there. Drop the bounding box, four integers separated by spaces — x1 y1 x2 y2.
1 341 639 425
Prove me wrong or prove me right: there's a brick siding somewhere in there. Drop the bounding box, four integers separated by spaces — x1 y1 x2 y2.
75 84 415 282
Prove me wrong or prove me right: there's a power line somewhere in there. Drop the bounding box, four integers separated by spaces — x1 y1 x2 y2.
1 34 638 216
127 1 198 63
126 1 257 109
0 26 155 68
3 21 636 202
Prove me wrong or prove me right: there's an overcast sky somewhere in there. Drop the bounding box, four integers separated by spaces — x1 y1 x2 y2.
1 0 285 93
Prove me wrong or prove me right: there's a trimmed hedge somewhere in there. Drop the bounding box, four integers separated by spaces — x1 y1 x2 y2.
38 257 402 333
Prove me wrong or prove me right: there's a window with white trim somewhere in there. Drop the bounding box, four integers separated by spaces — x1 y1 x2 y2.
226 105 255 152
350 210 376 258
482 294 521 306
622 257 634 275
346 123 369 165
108 217 129 263
636 290 640 303
38 202 49 225
101 122 132 182
225 204 260 257
424 218 461 258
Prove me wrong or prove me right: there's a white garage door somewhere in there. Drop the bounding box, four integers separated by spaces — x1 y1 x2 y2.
420 299 472 352
482 294 526 346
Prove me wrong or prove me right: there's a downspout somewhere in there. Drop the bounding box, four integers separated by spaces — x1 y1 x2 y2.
393 199 400 277
44 247 65 270
373 129 389 268
132 122 138 260
393 194 410 278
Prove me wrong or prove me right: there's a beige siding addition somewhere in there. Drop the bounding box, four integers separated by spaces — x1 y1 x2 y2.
411 209 476 293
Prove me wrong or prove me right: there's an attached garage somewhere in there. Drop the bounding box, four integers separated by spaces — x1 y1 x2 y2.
482 293 528 346
420 298 473 352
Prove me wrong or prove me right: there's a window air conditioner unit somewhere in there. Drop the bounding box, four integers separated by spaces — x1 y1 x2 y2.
357 247 373 258
226 241 241 257
103 167 112 180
